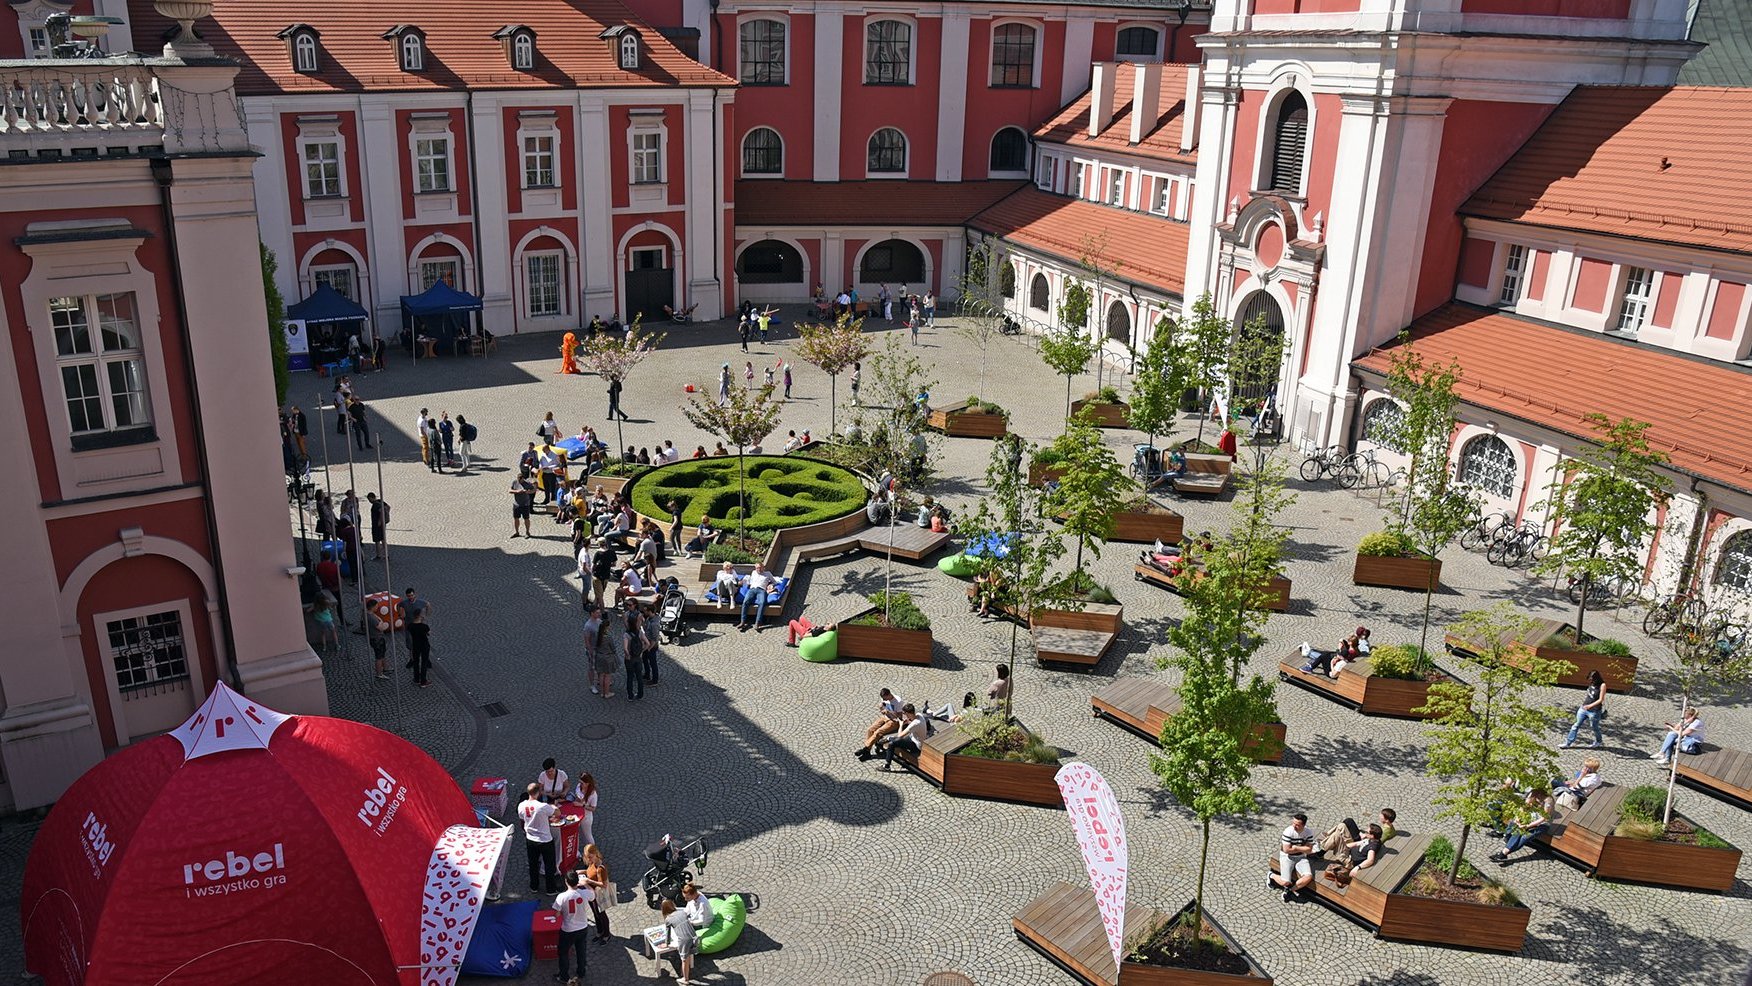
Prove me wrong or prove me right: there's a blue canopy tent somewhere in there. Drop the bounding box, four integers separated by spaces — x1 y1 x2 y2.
286 284 370 372
399 281 484 361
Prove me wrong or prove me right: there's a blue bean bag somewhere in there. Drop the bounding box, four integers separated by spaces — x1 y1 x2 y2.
799 630 837 663
698 894 748 954
937 553 976 578
705 577 789 606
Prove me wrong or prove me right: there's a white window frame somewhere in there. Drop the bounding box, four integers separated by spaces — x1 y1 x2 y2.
630 246 668 272
740 126 784 178
863 17 916 86
1614 265 1654 336
1107 169 1126 207
1499 243 1527 306
1150 177 1170 216
27 26 50 57
301 138 342 199
1253 79 1314 199
620 33 640 69
50 292 153 444
419 258 460 291
989 19 1043 89
513 32 534 70
1114 23 1163 61
311 264 358 301
866 127 908 177
400 33 425 72
293 32 319 73
414 133 452 194
1716 529 1752 594
1035 154 1055 191
630 127 664 185
104 606 193 694
1073 161 1089 199
524 250 565 318
1458 433 1517 500
522 134 556 189
94 599 205 746
736 15 789 86
989 126 1029 176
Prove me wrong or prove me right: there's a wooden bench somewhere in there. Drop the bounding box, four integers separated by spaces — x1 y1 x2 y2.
1093 677 1285 762
1172 453 1232 496
1539 782 1743 890
1032 626 1114 667
1675 742 1752 809
1134 561 1291 612
1277 653 1449 720
1013 881 1272 985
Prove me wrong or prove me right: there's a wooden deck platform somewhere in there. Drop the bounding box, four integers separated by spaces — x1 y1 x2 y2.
1092 678 1285 763
1014 881 1270 985
1676 743 1752 809
794 523 954 564
1277 655 1448 720
1033 627 1115 666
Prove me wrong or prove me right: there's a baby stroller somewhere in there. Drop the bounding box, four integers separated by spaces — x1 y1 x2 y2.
640 833 708 909
1130 444 1162 484
657 576 689 644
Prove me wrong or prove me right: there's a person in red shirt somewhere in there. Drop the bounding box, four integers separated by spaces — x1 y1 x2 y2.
313 551 344 628
1218 427 1238 461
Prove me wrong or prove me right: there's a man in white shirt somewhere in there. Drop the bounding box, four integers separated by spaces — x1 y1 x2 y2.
1270 812 1316 901
517 783 560 894
577 544 594 607
879 705 928 771
736 564 778 633
552 870 595 981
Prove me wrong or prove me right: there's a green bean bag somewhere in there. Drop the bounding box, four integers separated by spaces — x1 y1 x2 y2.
698 894 747 954
937 553 976 578
799 630 837 663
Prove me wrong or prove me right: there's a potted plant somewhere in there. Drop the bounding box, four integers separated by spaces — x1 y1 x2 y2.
836 590 932 665
927 395 1010 438
1353 527 1442 592
1584 784 1742 891
1338 643 1455 718
1384 835 1531 952
935 708 1063 806
1071 385 1130 428
1028 448 1066 488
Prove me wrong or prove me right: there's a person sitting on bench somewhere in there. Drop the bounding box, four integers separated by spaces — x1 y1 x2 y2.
1300 626 1372 677
857 688 905 760
1325 823 1384 886
1551 757 1602 809
1270 813 1317 901
709 562 740 609
1319 808 1396 856
1489 788 1554 864
878 705 927 771
971 568 1005 618
1654 707 1705 767
1145 448 1188 490
683 518 721 558
735 564 777 632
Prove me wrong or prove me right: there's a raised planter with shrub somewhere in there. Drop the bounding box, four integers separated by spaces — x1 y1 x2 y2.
1109 499 1185 544
931 711 1062 806
1382 835 1531 952
1029 450 1067 487
1014 881 1272 985
928 397 1010 438
1541 783 1741 892
1447 619 1636 692
1279 644 1455 719
1353 529 1442 591
835 591 933 665
1070 387 1131 429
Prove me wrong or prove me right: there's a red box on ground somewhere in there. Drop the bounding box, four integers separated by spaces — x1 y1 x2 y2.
470 777 509 817
531 908 558 961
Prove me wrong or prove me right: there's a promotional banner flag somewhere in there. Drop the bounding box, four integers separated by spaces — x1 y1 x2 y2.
1054 762 1129 971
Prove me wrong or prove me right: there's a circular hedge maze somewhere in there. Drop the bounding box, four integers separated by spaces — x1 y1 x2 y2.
627 455 868 532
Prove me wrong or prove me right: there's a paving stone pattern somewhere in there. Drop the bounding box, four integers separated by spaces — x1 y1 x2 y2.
5 311 1749 985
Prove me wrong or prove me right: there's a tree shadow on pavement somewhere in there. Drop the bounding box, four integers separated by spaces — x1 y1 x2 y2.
1525 901 1749 976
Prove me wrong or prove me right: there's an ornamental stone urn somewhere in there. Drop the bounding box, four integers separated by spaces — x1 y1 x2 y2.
154 0 215 56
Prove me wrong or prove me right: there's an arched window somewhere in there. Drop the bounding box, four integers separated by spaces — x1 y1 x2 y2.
1115 26 1159 60
739 19 785 85
1360 399 1406 452
859 239 925 283
1459 434 1517 499
1715 531 1752 592
293 33 319 73
991 23 1038 88
1029 272 1050 311
865 20 911 85
1233 291 1285 402
990 127 1028 173
513 32 534 70
1266 90 1309 195
741 127 782 175
620 34 640 69
737 239 803 284
867 128 907 174
1105 300 1131 344
999 262 1016 299
399 34 424 72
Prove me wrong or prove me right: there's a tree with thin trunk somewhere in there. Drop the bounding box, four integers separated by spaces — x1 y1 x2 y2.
1531 414 1671 640
681 382 783 547
262 244 289 407
1418 604 1565 885
1179 295 1232 447
957 240 1007 400
1643 596 1752 825
794 314 870 437
1040 310 1096 429
1127 315 1188 454
579 317 664 466
1043 407 1135 575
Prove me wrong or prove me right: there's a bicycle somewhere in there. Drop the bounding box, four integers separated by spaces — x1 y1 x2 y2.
1299 444 1356 485
1565 573 1638 610
1339 448 1400 490
1460 510 1512 552
1486 522 1547 568
1643 593 1710 638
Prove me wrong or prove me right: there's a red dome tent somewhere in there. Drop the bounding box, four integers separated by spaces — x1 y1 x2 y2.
22 683 509 986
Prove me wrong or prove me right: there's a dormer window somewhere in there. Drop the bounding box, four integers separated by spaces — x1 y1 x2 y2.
600 25 641 71
619 34 639 69
276 25 322 74
382 26 426 72
494 26 537 71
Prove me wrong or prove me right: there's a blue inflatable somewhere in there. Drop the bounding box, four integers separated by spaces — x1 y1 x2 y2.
462 900 537 978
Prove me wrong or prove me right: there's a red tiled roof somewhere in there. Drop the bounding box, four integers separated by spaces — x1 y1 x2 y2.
733 181 1028 227
1354 303 1752 494
126 0 733 95
1463 86 1752 254
970 187 1188 296
1034 62 1194 166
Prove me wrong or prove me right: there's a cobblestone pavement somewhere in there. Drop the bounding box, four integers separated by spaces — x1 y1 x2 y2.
6 311 1750 985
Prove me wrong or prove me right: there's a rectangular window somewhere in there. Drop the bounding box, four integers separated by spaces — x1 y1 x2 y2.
1073 162 1088 199
108 611 189 693
1036 157 1054 191
631 247 665 271
302 140 342 198
523 135 556 188
1499 244 1526 305
28 27 49 57
415 137 450 193
312 266 356 301
1151 180 1170 215
738 19 786 85
51 293 151 444
632 131 662 184
865 21 911 85
526 253 562 316
420 260 459 291
1615 266 1653 335
991 24 1037 88
1108 171 1125 206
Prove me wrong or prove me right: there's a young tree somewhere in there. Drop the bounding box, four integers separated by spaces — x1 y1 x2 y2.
579 318 665 462
681 382 784 547
1418 605 1565 884
1179 294 1232 446
1127 315 1188 452
1643 597 1752 824
1040 320 1097 428
794 314 870 436
1042 407 1136 574
957 242 1007 400
1224 309 1286 453
261 244 289 407
1532 414 1671 640
848 338 938 616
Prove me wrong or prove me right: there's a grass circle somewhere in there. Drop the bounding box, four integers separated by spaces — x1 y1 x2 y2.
627 454 867 532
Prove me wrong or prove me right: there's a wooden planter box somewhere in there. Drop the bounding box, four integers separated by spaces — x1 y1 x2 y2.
1135 563 1291 613
1452 618 1636 693
1352 553 1442 591
835 608 932 665
1110 506 1184 544
1071 398 1131 429
1540 784 1741 891
928 401 1009 438
1374 880 1532 952
1278 655 1453 719
921 728 1063 806
1029 460 1067 487
1015 882 1272 986
1034 602 1124 634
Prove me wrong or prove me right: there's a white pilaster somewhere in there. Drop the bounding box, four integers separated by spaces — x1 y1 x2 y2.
578 100 616 314
935 12 970 181
1061 15 1096 106
685 90 727 317
813 10 844 181
357 99 406 320
471 96 514 334
1183 84 1237 301
244 99 298 304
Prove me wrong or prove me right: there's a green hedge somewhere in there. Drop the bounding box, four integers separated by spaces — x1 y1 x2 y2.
628 455 866 532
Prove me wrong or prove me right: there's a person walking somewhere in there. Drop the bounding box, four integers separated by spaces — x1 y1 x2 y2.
782 361 793 400
622 607 645 700
456 414 476 473
402 587 433 687
849 361 861 405
587 606 615 698
879 283 892 321
314 491 336 539
763 363 775 389
667 499 684 555
309 590 340 654
590 546 613 610
717 363 731 405
924 291 937 328
744 360 755 385
509 471 536 538
367 492 389 560
607 377 629 421
552 871 593 983
539 411 560 444
577 542 595 610
438 412 456 468
288 404 308 459
1561 669 1607 749
908 312 919 347
347 395 369 450
757 307 771 343
737 316 749 353
517 783 560 895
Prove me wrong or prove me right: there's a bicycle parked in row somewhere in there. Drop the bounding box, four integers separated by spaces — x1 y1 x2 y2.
1485 521 1548 568
1299 443 1405 491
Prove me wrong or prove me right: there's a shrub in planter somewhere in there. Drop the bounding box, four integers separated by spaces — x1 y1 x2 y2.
962 396 1007 416
852 590 931 631
1367 644 1438 681
703 542 761 565
1614 785 1732 847
1583 638 1633 658
1051 569 1118 605
957 710 1058 764
1123 911 1253 978
1409 835 1521 908
1092 385 1122 405
1358 528 1419 557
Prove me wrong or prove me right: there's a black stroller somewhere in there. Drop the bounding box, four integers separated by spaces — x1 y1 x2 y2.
640 833 708 908
657 576 689 644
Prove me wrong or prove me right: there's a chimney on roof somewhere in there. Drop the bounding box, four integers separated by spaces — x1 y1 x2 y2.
1090 62 1117 137
1179 65 1202 153
1130 62 1164 145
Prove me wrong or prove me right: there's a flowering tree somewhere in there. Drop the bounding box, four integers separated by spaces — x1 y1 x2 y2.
682 382 784 546
578 318 665 464
795 314 870 436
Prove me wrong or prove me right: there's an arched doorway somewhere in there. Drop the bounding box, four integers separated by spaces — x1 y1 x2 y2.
1233 290 1286 403
736 239 804 285
859 238 925 286
622 227 677 322
1105 300 1131 345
